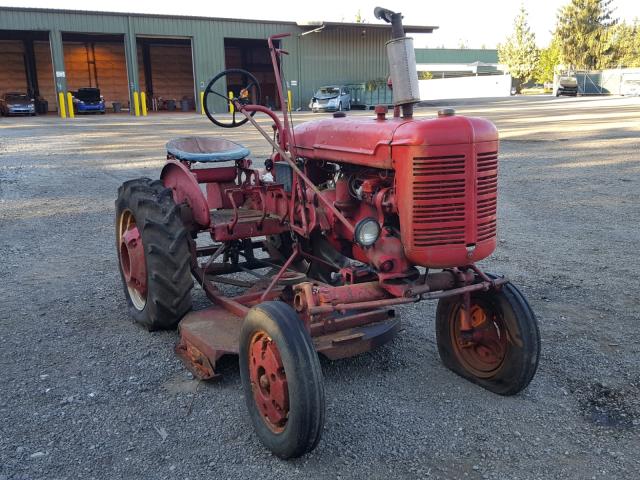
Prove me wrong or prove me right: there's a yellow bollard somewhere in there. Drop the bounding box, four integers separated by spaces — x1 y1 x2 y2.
141 92 147 116
66 92 75 118
200 91 205 115
133 91 140 117
287 90 292 113
58 92 66 118
228 91 234 113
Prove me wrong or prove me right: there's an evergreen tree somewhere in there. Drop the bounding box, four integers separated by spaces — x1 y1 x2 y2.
498 6 539 89
555 0 618 70
609 20 640 67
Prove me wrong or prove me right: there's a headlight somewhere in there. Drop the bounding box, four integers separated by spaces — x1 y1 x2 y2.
354 218 381 247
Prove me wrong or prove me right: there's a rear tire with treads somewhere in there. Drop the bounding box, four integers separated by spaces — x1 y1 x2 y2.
115 178 193 330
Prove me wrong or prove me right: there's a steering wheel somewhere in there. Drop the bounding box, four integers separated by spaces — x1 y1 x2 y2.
203 69 262 128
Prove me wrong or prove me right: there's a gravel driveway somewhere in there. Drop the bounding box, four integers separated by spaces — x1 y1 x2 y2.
1 96 639 479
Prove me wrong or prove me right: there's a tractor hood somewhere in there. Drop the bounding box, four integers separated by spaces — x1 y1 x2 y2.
293 114 497 169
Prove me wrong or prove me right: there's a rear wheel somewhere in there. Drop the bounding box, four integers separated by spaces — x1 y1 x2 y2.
239 301 325 458
115 178 193 330
435 277 540 395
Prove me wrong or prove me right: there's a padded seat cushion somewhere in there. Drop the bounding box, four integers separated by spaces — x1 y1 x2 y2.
166 136 250 162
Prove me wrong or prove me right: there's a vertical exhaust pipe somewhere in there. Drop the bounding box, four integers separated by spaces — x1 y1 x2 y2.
374 7 420 118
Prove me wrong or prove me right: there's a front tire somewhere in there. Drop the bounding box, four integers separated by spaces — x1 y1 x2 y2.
435 277 540 395
115 178 193 330
239 301 325 459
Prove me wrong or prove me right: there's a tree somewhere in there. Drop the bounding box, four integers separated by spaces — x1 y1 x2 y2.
554 0 618 70
609 20 640 67
498 6 539 88
534 38 562 84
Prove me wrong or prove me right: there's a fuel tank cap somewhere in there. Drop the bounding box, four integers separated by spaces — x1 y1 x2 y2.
437 108 455 117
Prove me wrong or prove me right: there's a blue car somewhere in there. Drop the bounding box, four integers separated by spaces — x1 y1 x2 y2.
73 88 106 114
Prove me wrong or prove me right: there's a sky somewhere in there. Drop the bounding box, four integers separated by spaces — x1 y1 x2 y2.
1 0 639 48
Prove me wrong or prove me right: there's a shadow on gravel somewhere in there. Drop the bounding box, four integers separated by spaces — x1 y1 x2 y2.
575 381 640 431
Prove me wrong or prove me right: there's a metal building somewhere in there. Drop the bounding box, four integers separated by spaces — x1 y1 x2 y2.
415 48 501 78
0 7 435 115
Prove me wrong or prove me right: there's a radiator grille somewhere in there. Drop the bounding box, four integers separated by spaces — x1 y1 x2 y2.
410 150 498 249
412 154 466 247
476 151 498 242
477 151 498 172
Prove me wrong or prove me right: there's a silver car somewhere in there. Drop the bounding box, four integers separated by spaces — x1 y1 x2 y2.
0 92 36 116
309 85 351 112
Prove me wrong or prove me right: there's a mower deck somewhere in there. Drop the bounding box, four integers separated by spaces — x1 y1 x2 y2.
176 304 399 379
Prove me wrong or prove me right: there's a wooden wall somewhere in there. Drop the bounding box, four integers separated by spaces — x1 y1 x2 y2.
34 41 56 110
0 40 27 94
138 43 194 109
63 41 129 107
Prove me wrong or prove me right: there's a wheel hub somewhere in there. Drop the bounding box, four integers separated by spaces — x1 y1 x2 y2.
249 332 289 432
119 218 147 310
452 304 507 377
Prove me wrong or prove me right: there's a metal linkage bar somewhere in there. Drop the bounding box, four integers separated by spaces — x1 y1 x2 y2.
307 278 508 315
192 267 249 317
260 245 300 302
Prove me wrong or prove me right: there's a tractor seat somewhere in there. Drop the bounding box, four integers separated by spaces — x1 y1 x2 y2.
166 136 250 163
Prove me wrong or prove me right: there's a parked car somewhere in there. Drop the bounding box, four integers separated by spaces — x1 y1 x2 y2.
554 75 578 97
309 85 351 112
0 92 36 116
73 88 106 114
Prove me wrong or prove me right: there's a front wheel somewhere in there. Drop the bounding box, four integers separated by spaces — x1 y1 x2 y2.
239 301 325 459
435 278 540 395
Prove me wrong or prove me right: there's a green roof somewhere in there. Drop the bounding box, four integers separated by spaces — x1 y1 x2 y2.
414 48 498 64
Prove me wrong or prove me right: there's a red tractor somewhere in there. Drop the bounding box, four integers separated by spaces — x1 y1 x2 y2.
116 8 539 458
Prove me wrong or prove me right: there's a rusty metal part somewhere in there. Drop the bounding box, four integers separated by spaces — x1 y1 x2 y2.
259 245 300 302
295 281 388 312
235 103 355 236
117 210 147 310
175 338 218 380
210 208 286 242
451 303 507 378
206 275 254 288
192 266 250 317
176 306 242 379
307 278 508 315
231 288 285 306
161 159 210 227
192 166 237 184
309 308 393 336
202 259 269 276
404 270 477 297
249 331 289 432
313 313 400 360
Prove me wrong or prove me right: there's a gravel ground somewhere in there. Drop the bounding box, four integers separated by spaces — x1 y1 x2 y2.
1 95 639 479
